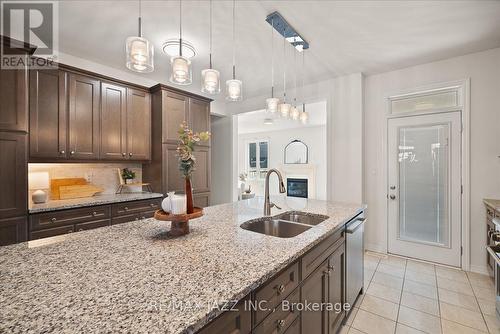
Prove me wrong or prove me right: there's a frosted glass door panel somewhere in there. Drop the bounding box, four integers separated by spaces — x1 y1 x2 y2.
398 125 449 247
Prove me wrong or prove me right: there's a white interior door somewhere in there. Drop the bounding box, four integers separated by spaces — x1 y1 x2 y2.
388 112 461 267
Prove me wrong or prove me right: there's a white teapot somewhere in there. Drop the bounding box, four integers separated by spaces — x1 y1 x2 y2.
161 191 176 213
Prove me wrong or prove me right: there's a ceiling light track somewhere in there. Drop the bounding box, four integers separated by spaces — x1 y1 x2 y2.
265 11 309 51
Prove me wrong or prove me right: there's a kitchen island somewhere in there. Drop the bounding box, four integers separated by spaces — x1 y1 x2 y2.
0 197 365 334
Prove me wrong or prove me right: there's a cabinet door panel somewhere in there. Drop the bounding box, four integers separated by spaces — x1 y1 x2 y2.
189 98 210 145
68 73 100 159
193 192 210 208
29 69 67 158
198 297 251 334
162 91 188 143
0 216 27 246
192 146 210 193
328 244 346 333
0 132 27 219
127 88 151 160
100 82 126 160
0 57 28 132
301 259 328 334
163 143 184 193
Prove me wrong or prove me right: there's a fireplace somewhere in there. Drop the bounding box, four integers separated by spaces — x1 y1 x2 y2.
287 178 308 198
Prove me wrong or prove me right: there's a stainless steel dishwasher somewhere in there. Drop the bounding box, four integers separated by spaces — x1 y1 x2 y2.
345 212 366 308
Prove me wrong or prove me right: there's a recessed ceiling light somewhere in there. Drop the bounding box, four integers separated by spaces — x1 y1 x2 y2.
162 39 196 59
263 118 274 125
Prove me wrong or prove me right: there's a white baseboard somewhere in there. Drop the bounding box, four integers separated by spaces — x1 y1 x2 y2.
469 264 491 276
365 242 387 254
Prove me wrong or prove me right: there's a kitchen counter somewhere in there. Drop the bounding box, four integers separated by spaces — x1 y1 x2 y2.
28 192 164 214
1 197 364 334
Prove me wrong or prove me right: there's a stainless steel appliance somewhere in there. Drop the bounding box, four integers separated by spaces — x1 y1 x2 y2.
346 212 366 308
486 217 500 319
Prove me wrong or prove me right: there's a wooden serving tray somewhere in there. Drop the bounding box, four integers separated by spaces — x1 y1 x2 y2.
154 208 204 236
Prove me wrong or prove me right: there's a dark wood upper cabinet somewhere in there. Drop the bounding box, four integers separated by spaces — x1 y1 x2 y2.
0 65 28 132
68 73 100 159
127 88 151 160
189 98 211 145
0 132 27 219
29 69 68 158
100 82 127 160
162 91 188 143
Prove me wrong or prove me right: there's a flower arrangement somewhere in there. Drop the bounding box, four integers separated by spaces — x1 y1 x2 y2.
239 172 248 182
176 122 210 214
176 121 211 178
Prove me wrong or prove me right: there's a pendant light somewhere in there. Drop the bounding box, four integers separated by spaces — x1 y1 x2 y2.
290 49 300 120
201 0 220 94
226 0 242 101
278 36 291 118
126 0 154 73
265 18 279 113
299 50 309 124
170 0 192 85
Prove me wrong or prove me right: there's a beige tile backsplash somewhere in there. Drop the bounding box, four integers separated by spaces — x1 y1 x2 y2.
28 163 142 195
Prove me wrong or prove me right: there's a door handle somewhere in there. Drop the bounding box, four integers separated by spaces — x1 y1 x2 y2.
389 194 396 200
390 185 396 190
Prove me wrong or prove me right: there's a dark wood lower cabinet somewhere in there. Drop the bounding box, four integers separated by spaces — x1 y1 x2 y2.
0 216 27 246
195 216 358 334
28 198 162 240
198 297 251 334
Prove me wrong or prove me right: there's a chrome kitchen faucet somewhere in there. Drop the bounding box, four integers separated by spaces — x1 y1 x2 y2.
264 169 286 215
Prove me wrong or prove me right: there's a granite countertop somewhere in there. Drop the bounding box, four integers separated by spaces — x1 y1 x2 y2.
483 198 500 212
1 196 364 334
29 192 164 214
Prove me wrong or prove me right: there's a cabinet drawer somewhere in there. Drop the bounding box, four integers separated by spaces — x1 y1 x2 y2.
112 214 140 225
197 296 251 334
75 219 110 232
30 225 74 240
30 206 111 231
111 198 161 216
301 228 344 280
282 316 300 334
254 288 300 334
255 262 299 326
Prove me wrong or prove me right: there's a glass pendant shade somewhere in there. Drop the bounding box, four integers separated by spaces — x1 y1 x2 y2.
126 36 154 73
266 97 280 113
290 105 300 120
279 103 291 118
201 68 220 94
170 55 192 85
300 111 309 124
226 79 243 101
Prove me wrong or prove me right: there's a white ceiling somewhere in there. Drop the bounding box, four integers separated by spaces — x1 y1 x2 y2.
237 101 326 134
55 1 500 102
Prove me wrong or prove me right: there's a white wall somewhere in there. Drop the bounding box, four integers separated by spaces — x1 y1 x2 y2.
330 73 364 203
364 47 500 273
210 115 236 205
238 125 327 200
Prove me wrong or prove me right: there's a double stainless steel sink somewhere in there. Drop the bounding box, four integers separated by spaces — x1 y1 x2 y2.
240 211 329 238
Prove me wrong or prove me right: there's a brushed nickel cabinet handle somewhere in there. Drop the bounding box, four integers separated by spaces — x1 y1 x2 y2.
122 152 126 157
150 203 156 207
277 284 285 294
277 319 286 329
92 211 98 216
129 153 133 157
78 228 83 232
70 150 75 155
51 218 57 222
60 150 65 154
124 207 129 211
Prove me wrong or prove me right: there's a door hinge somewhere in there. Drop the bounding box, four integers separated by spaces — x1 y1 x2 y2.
461 246 463 256
461 185 463 194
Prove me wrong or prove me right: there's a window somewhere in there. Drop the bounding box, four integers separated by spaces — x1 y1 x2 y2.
247 140 269 179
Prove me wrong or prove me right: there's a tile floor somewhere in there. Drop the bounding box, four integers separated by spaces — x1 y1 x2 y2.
341 252 500 334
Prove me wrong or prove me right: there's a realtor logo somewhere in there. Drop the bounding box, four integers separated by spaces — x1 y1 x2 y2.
1 1 58 68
